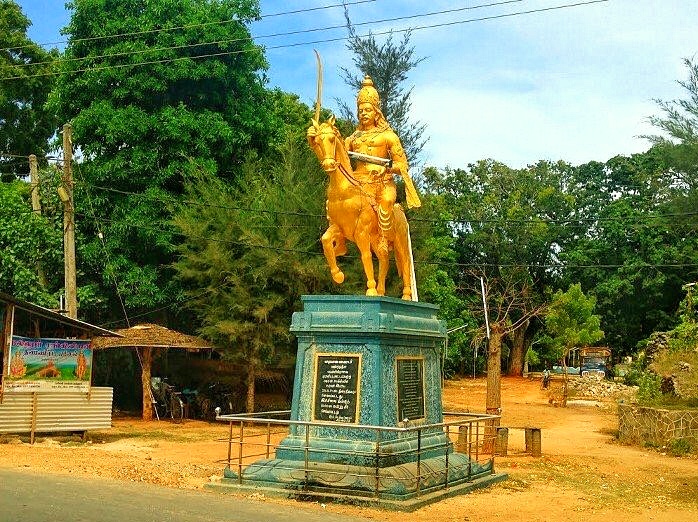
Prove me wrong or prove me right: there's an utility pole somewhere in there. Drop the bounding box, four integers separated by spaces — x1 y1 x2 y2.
29 154 48 289
60 123 77 319
29 154 40 213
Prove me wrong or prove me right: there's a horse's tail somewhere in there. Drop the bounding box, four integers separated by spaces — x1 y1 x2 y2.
393 204 417 301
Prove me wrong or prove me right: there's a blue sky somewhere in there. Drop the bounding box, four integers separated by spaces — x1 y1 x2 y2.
15 0 698 169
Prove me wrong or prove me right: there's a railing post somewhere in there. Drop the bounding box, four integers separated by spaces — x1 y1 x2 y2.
226 421 233 468
304 423 310 491
266 421 271 459
444 425 450 491
374 428 381 498
238 421 244 485
416 428 422 496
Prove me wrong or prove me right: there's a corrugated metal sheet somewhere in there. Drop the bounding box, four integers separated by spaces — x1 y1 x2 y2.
0 387 113 434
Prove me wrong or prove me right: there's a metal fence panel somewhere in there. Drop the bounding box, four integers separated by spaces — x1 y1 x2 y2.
0 387 113 434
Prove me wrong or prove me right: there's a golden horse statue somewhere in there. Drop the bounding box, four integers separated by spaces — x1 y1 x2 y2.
308 116 415 300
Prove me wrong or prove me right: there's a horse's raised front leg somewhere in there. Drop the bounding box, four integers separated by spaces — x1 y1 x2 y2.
321 224 345 284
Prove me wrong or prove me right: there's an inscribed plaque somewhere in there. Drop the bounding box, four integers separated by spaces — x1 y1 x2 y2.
313 353 361 423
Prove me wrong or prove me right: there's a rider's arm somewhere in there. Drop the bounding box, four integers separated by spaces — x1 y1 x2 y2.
385 133 408 177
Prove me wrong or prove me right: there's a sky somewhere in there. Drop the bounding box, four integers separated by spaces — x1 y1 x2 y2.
15 0 698 169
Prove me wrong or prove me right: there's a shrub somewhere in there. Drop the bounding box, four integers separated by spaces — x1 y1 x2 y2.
637 372 662 405
668 438 694 457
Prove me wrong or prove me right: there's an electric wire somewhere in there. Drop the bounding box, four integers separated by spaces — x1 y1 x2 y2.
75 210 698 271
11 0 529 71
0 0 379 54
77 169 132 327
79 180 698 227
0 0 611 81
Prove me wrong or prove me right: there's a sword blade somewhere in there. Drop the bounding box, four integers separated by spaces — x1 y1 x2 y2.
347 151 392 167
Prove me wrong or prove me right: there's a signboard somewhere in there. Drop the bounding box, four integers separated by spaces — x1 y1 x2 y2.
313 353 361 424
396 357 425 422
5 336 92 393
579 347 611 358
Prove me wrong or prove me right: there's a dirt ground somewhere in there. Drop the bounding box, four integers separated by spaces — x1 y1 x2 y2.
1 377 697 522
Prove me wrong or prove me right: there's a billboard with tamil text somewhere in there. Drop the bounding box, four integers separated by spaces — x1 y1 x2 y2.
5 336 92 393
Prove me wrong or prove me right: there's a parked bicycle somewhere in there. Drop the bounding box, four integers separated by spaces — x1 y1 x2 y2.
150 377 184 423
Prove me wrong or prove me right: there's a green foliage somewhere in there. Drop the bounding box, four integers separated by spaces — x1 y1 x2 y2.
526 346 541 366
411 170 478 374
560 151 686 357
48 0 285 318
636 372 662 405
336 9 427 163
424 161 573 374
542 283 604 362
0 179 62 305
0 1 59 177
668 438 694 457
172 138 330 367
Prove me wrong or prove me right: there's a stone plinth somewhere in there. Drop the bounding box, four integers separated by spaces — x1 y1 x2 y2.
210 296 505 507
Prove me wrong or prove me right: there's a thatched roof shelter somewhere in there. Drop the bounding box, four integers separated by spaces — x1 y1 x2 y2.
92 324 212 420
92 323 210 351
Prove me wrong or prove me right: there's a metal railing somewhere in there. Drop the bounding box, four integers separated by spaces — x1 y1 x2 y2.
215 411 500 499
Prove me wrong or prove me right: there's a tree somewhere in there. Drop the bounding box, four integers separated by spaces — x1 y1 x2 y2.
336 9 427 163
646 57 698 193
414 167 477 375
425 160 575 375
172 139 331 413
0 1 58 178
560 152 690 357
49 0 279 320
541 283 604 404
475 274 545 415
0 178 62 304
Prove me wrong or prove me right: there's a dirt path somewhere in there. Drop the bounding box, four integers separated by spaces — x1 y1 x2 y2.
1 377 696 522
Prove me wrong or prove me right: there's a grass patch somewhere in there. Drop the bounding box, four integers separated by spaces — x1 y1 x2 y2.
668 438 695 456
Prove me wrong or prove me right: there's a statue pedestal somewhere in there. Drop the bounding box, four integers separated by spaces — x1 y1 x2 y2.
211 296 505 508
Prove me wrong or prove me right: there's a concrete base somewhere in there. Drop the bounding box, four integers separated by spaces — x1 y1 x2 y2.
207 453 507 511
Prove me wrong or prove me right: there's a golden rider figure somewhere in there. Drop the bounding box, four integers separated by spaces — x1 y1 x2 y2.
346 76 421 252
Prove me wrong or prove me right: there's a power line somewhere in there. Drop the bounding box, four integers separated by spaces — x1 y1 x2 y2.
0 0 611 81
85 183 327 220
96 288 214 328
76 210 698 271
0 0 378 54
12 0 529 71
79 180 698 227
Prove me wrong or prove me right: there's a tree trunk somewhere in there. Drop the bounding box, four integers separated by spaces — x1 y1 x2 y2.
561 351 569 408
245 360 256 414
507 320 529 377
486 323 504 417
140 347 153 421
485 323 504 454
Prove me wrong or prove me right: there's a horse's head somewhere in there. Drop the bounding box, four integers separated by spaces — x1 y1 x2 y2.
309 115 344 172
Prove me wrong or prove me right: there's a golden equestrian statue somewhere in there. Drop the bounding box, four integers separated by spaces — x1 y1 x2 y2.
307 54 421 300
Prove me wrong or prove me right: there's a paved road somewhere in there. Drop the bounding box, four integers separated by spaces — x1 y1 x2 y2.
0 469 370 522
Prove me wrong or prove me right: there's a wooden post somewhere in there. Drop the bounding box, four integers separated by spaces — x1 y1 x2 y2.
1 304 14 403
62 124 77 319
140 347 153 421
30 392 38 444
